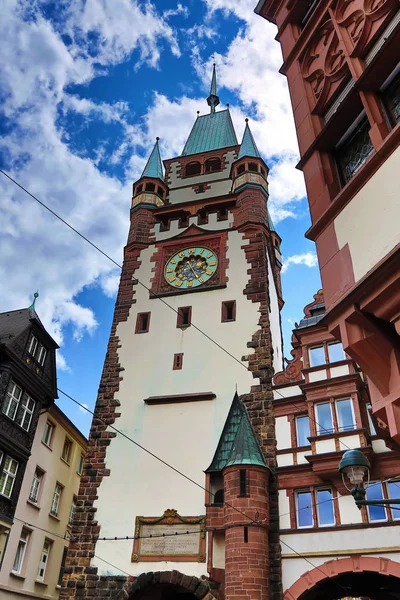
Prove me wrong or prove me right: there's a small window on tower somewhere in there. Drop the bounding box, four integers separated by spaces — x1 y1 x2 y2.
185 162 201 177
239 469 247 496
260 167 266 176
135 313 151 334
173 353 183 370
248 162 258 172
135 184 143 195
145 182 156 192
222 301 236 323
237 164 245 176
157 186 164 198
177 307 192 328
205 157 221 173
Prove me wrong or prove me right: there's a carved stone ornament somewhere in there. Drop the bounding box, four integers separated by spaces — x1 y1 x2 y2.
273 346 303 385
301 19 348 112
335 0 397 57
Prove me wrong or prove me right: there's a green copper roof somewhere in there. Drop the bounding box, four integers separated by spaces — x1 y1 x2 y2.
206 393 267 472
141 138 164 180
182 110 238 156
238 120 260 159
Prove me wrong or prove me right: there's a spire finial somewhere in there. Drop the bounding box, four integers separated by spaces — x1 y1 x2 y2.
245 118 249 123
156 136 160 141
207 62 220 115
29 291 39 310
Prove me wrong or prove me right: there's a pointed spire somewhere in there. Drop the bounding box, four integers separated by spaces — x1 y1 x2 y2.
238 119 261 160
141 137 164 180
207 63 220 115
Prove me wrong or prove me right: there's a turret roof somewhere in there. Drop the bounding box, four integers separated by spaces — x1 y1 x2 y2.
238 120 261 159
206 392 267 472
182 109 238 156
141 138 164 180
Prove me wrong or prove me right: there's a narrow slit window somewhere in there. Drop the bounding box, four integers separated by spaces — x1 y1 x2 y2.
222 301 236 323
239 470 247 496
177 307 192 328
173 353 183 370
244 526 248 543
135 312 151 334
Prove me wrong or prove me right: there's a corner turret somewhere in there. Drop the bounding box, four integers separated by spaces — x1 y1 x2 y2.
232 119 269 196
132 138 168 209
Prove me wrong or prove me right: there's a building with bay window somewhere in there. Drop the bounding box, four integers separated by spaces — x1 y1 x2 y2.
273 290 400 599
0 306 58 564
255 0 400 447
0 403 87 600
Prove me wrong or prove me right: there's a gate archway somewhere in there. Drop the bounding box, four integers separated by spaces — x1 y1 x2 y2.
284 556 400 600
115 570 219 600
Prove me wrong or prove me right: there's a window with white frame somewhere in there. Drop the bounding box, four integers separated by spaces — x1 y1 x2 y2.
388 482 400 520
50 484 62 517
37 540 51 582
315 399 356 435
309 345 325 367
27 334 47 367
29 468 44 504
296 488 335 528
2 381 35 431
366 403 376 436
42 421 55 447
327 342 344 363
61 438 72 463
12 529 30 574
28 335 38 357
69 498 77 526
295 415 311 447
2 381 23 421
366 482 387 522
0 455 19 498
15 394 35 431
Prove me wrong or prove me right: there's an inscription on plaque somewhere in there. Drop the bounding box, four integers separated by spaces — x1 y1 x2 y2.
132 509 206 563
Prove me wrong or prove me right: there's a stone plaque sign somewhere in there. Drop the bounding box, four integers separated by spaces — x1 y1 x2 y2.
132 509 206 563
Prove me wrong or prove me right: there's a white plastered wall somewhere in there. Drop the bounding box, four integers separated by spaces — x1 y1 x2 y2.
267 251 283 375
276 416 291 450
93 229 268 576
334 145 400 283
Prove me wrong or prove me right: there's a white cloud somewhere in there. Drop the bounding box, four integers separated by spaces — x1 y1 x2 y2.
0 0 181 349
281 252 318 274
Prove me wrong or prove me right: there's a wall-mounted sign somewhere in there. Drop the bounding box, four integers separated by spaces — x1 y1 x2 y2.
132 509 206 563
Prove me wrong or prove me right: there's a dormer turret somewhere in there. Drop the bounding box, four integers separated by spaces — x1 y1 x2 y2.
132 138 168 209
232 119 269 196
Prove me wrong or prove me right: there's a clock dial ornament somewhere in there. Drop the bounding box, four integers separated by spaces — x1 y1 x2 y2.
164 247 218 289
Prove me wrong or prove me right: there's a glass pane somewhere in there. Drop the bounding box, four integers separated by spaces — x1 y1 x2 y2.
384 72 400 124
387 482 400 520
337 116 374 183
316 489 335 525
297 491 313 527
309 346 325 367
336 399 355 431
315 403 333 435
366 482 386 521
296 416 310 446
327 342 344 363
366 404 376 435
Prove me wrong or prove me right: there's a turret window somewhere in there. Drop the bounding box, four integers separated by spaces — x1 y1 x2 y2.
185 162 201 177
205 157 221 173
145 182 155 192
248 162 258 172
237 164 245 176
135 184 143 195
157 186 164 198
239 469 247 496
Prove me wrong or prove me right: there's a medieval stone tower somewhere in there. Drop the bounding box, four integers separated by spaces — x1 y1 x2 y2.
62 67 284 600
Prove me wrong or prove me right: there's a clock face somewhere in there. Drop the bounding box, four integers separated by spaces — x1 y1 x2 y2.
164 247 218 289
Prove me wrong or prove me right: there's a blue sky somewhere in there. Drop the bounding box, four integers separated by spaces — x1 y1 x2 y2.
0 0 321 436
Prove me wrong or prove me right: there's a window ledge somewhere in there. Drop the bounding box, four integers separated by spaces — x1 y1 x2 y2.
35 579 48 586
27 499 41 510
56 585 61 590
10 571 25 580
41 441 53 451
60 457 71 467
49 512 60 521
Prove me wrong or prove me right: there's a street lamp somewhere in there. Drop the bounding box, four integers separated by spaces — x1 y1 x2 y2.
339 449 400 509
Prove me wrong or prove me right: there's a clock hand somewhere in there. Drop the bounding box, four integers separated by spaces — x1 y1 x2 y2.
187 261 199 279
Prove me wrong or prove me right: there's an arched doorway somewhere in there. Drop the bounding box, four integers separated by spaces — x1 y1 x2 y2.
285 557 400 600
117 571 219 600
